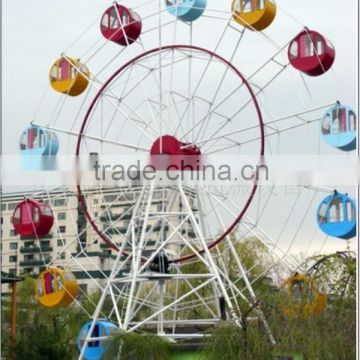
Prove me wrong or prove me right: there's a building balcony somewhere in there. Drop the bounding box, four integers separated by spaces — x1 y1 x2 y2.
181 229 196 238
21 234 53 240
20 246 53 254
104 225 149 235
19 259 49 267
152 225 169 232
104 224 169 236
105 227 127 235
100 202 132 209
77 217 87 225
71 251 111 259
100 242 122 249
146 240 156 247
100 212 133 222
121 213 133 221
100 240 156 249
100 214 117 222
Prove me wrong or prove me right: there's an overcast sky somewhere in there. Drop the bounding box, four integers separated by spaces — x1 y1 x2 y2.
1 0 358 255
2 0 357 155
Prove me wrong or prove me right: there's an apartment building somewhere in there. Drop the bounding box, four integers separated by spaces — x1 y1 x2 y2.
1 185 197 294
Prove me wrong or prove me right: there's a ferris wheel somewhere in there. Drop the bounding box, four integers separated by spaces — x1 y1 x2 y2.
11 0 357 359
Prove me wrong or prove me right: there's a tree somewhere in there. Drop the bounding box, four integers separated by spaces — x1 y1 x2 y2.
2 242 355 360
105 332 171 360
2 277 88 359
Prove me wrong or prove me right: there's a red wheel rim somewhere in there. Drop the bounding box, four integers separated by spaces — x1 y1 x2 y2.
76 44 265 263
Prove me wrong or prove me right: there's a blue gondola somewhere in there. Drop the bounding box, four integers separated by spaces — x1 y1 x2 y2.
317 191 356 240
20 125 59 156
165 0 207 22
77 320 118 360
321 102 357 151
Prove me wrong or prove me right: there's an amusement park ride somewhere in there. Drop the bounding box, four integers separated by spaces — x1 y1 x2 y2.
12 0 357 359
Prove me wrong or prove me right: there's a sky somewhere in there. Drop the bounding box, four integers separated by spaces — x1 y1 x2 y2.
2 0 358 154
1 0 358 256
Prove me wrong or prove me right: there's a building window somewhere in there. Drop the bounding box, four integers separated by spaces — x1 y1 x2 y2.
10 242 18 250
58 212 66 221
104 195 117 203
54 199 66 206
123 193 134 201
9 268 17 276
24 241 35 248
60 253 66 260
8 203 18 210
1 203 6 211
9 255 17 263
41 241 50 248
59 226 66 233
10 229 17 237
57 239 65 246
153 191 166 199
94 199 99 205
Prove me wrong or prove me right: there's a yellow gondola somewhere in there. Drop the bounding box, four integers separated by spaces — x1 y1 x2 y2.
232 0 276 31
49 56 90 96
36 268 78 308
282 273 327 317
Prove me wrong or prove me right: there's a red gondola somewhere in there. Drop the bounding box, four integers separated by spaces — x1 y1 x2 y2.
150 135 201 171
288 28 335 76
100 4 142 46
12 199 54 238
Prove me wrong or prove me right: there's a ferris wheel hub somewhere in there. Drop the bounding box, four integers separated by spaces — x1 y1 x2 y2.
149 134 202 171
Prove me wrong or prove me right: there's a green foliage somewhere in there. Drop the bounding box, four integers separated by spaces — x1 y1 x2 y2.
229 236 270 278
264 291 356 360
201 294 355 360
311 253 356 300
1 277 88 360
202 322 273 360
200 240 356 360
1 243 356 360
105 332 171 360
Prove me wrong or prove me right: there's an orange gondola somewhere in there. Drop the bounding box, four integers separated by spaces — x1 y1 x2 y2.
36 268 78 308
232 0 276 31
49 56 90 96
282 273 327 317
